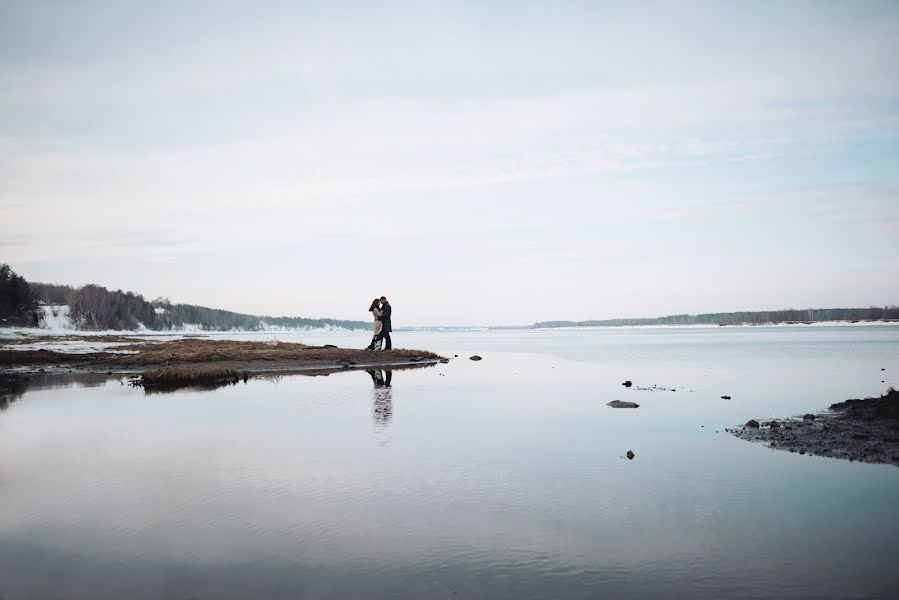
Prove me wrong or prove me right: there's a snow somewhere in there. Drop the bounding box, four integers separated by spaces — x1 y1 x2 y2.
38 305 76 330
1 339 141 354
154 307 167 315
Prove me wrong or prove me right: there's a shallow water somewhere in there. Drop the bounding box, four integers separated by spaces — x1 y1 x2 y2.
1 326 898 599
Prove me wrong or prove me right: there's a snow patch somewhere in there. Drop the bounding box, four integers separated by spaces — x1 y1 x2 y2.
0 339 141 354
38 305 76 330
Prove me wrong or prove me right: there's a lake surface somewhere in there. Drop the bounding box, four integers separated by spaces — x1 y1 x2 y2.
2 326 898 599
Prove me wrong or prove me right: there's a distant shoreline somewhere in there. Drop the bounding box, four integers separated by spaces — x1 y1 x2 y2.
531 319 899 330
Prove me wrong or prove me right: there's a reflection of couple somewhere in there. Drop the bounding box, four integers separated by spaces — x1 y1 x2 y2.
368 369 393 427
366 296 392 351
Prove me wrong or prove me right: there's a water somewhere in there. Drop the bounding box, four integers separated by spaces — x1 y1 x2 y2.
1 326 898 599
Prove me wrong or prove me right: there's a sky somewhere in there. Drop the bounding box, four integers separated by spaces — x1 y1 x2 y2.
2 0 898 326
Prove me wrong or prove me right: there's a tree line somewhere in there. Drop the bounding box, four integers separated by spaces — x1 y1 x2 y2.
534 307 899 328
0 264 38 326
0 264 370 331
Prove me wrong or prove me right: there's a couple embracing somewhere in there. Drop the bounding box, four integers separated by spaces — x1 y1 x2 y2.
366 296 392 351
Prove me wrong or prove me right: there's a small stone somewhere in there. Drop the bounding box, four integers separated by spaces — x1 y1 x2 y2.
622 380 633 387
745 419 760 428
469 355 482 361
607 400 640 408
767 420 780 428
626 450 635 460
721 395 732 400
803 413 816 421
799 449 806 455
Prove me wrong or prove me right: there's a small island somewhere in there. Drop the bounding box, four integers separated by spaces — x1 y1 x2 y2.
0 336 445 389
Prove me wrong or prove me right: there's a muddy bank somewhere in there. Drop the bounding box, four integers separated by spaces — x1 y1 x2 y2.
0 337 445 376
729 388 899 467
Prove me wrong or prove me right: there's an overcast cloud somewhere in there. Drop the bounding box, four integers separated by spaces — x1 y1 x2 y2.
2 1 898 325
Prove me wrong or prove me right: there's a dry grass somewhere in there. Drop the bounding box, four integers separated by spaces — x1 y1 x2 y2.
140 365 245 389
0 337 443 371
112 338 440 366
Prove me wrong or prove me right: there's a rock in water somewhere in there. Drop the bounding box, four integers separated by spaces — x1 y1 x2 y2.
470 355 483 361
608 400 640 408
622 380 633 387
745 419 760 428
626 450 635 460
721 395 732 400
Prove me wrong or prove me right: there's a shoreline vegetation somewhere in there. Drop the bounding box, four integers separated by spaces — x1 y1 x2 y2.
0 337 445 391
534 307 899 329
0 263 369 332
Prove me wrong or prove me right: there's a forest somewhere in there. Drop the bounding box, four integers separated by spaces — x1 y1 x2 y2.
534 307 899 328
0 264 370 331
0 264 38 326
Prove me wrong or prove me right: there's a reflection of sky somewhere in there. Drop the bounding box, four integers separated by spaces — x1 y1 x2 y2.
1 327 898 598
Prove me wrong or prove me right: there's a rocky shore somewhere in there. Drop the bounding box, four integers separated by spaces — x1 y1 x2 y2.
729 388 899 467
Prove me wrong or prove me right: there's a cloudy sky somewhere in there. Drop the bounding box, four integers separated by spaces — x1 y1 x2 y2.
2 1 898 326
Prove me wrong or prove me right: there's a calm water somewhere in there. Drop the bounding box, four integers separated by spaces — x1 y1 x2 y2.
1 326 898 599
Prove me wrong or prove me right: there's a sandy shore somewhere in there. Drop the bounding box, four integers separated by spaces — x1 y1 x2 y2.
729 388 899 467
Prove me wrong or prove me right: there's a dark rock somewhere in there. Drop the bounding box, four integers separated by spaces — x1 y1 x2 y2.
323 344 337 348
607 400 640 409
803 413 816 421
768 420 780 428
439 358 449 363
622 380 633 387
721 395 732 400
626 450 635 460
799 449 806 455
454 354 458 358
745 419 760 428
469 355 482 361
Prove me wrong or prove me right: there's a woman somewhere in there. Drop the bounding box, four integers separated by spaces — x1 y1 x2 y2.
366 298 383 351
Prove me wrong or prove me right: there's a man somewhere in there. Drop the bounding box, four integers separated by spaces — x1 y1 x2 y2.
378 296 392 350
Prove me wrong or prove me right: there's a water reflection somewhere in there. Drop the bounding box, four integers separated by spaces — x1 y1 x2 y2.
368 369 393 428
1 372 115 410
0 374 28 411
